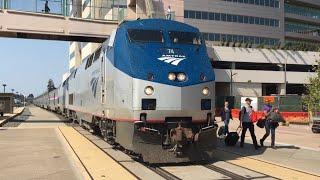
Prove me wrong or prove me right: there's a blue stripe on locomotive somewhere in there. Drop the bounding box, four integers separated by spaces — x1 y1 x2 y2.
110 19 215 87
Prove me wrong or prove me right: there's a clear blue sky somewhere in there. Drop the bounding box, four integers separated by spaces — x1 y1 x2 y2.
0 1 70 97
0 38 69 97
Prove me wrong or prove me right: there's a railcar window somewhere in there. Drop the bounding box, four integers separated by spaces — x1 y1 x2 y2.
127 29 165 43
168 31 202 45
85 55 93 69
93 47 102 62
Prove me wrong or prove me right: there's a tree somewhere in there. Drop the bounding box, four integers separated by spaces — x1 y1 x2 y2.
303 58 320 111
47 79 56 92
220 38 226 46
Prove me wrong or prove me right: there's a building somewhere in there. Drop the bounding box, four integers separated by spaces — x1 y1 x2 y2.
68 0 320 96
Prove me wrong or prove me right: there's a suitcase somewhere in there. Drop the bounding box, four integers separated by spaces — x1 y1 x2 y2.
218 126 225 136
224 127 241 146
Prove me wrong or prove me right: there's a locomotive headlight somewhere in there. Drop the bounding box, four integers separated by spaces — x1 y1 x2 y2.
168 73 176 81
144 86 154 95
202 87 210 96
177 73 186 82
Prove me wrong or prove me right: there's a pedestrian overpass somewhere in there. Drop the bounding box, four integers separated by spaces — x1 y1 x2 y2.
0 9 119 42
0 0 179 42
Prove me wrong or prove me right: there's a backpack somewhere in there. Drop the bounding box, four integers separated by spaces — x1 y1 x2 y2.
239 107 246 121
239 106 257 123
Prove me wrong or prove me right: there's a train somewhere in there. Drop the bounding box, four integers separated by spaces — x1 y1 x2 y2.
34 19 217 163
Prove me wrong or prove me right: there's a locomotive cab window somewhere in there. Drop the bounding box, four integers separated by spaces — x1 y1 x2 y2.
127 29 165 43
169 31 202 45
85 55 93 69
93 47 102 62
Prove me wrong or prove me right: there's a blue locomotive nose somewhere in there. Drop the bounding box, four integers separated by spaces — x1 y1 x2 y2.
113 19 215 87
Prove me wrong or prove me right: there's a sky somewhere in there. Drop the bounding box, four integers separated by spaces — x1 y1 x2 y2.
0 38 69 97
0 1 71 97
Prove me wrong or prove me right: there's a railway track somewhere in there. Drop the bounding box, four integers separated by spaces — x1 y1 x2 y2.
72 125 276 180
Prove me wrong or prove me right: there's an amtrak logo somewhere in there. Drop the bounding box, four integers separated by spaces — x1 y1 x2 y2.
158 48 186 66
90 77 99 97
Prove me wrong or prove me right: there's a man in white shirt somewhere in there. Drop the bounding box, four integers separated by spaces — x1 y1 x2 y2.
166 6 172 20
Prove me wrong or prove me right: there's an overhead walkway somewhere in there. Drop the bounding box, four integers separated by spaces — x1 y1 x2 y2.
0 0 125 42
0 9 119 42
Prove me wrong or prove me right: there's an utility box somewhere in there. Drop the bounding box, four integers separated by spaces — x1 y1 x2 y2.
0 93 14 116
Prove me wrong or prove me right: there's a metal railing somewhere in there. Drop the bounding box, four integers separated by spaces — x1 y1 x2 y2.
0 0 127 21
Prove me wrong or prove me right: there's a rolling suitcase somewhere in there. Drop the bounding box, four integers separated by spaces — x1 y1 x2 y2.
224 126 241 146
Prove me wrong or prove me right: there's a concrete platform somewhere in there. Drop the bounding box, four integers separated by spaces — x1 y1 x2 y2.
1 106 319 180
216 118 320 176
0 128 85 180
0 107 24 126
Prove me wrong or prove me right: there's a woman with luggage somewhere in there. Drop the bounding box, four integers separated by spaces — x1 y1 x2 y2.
221 101 233 136
260 104 284 149
239 98 261 150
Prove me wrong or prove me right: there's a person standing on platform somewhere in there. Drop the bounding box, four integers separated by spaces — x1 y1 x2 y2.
44 1 50 13
239 98 260 150
166 6 172 20
221 101 233 136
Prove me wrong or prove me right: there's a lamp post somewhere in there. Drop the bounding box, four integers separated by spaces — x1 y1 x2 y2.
278 54 288 96
284 54 288 96
230 69 238 96
11 89 14 93
2 84 6 93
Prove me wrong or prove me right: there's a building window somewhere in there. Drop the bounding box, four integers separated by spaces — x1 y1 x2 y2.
238 15 244 23
184 10 188 18
69 51 75 60
196 11 201 19
189 11 195 18
202 32 280 45
185 10 280 28
209 12 215 20
221 13 226 21
215 13 221 21
285 3 320 20
285 21 320 35
222 0 280 8
202 12 208 20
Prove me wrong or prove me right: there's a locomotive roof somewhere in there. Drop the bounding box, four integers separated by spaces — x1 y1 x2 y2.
120 19 199 32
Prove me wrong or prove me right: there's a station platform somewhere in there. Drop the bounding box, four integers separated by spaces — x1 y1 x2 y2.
0 107 24 126
0 106 319 180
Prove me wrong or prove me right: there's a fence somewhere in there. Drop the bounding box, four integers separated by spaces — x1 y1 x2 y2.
215 95 308 123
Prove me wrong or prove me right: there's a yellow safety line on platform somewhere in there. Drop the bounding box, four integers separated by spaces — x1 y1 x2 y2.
215 149 320 180
59 127 137 180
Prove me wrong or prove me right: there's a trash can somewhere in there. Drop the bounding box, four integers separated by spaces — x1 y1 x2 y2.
0 93 14 116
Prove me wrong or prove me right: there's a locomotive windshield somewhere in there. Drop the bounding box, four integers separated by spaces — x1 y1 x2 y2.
127 29 165 43
168 31 202 45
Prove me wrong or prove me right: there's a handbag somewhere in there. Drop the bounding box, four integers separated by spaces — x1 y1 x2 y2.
257 118 265 128
271 122 279 129
270 112 285 122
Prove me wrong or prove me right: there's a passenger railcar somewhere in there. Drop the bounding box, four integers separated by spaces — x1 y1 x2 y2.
34 19 217 163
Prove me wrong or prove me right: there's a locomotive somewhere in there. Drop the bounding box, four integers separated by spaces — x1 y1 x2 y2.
34 19 217 163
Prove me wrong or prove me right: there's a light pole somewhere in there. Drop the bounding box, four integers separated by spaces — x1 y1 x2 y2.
278 54 288 96
11 89 14 93
284 54 288 96
230 69 238 96
2 84 6 93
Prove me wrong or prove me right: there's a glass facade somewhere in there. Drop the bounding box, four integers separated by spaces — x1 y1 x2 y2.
285 21 320 36
201 32 280 45
185 10 280 28
222 0 280 8
285 3 320 19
